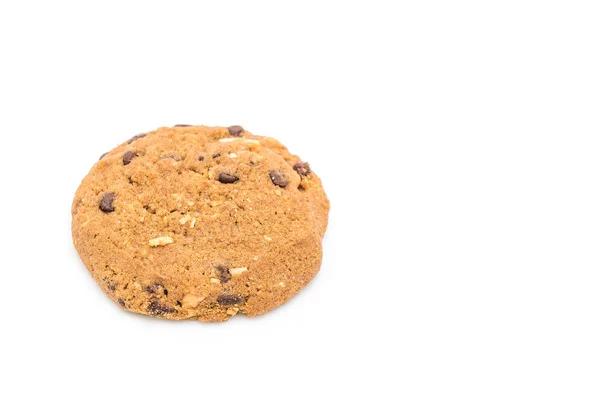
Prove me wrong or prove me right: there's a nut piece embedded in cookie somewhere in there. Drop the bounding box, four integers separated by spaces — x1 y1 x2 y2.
182 294 205 308
229 267 248 277
149 236 174 247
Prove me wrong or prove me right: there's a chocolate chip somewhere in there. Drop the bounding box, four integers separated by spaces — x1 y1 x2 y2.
128 133 146 144
123 151 137 165
147 300 175 315
212 153 221 159
217 294 245 306
228 125 244 137
99 193 115 213
174 124 192 127
99 152 109 160
293 162 311 176
107 283 116 292
216 265 232 283
144 282 163 294
198 155 205 161
117 298 126 307
218 173 239 184
269 170 288 188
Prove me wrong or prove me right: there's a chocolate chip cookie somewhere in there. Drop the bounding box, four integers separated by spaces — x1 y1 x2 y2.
72 125 329 322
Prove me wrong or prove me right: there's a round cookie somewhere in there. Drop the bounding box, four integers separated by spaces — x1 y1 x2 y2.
72 125 330 322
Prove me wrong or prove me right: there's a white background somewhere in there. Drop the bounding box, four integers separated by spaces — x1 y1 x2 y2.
1 1 599 414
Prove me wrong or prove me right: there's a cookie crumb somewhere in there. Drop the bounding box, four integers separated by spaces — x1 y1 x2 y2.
149 236 174 247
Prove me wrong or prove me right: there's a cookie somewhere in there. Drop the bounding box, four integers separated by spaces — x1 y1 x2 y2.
72 125 330 322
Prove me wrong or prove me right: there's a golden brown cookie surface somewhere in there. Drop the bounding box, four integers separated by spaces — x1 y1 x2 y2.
72 125 329 322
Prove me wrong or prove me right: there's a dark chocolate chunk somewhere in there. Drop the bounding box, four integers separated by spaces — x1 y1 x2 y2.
99 193 115 213
218 173 239 184
123 151 137 165
174 124 192 127
117 298 126 307
212 153 221 159
128 133 146 144
217 294 245 306
147 300 175 315
227 125 244 137
216 265 232 283
293 162 311 176
144 282 163 294
269 169 288 188
198 155 205 161
99 152 109 160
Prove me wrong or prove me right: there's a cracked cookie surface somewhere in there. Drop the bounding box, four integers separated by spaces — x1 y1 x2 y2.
72 125 329 322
